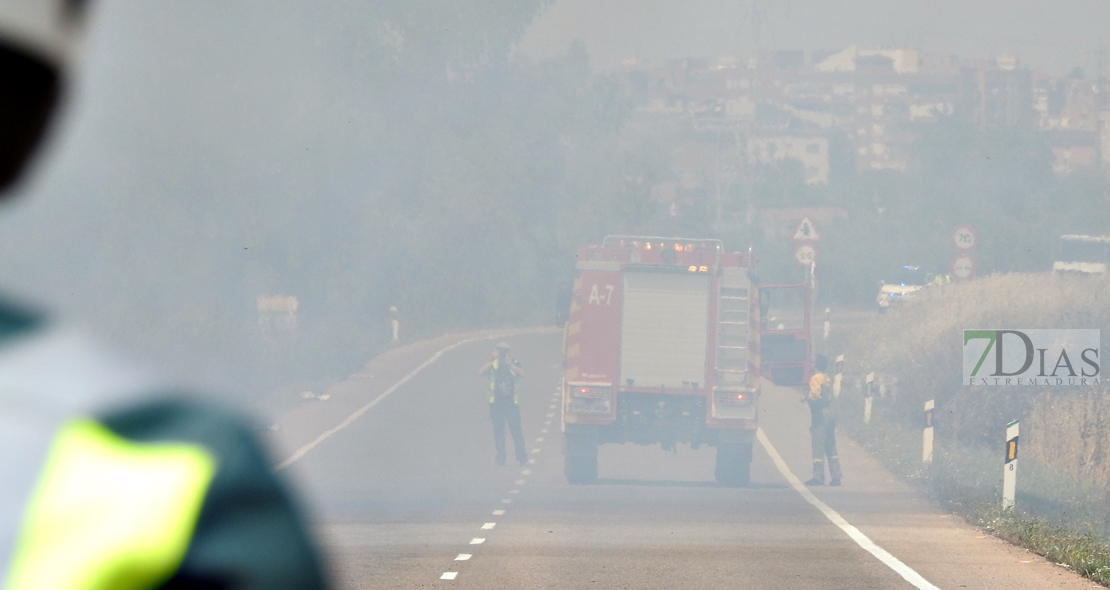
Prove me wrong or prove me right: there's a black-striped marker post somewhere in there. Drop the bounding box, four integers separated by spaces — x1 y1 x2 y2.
1003 420 1019 510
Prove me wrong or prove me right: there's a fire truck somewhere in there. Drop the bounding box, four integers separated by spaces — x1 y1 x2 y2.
560 236 761 486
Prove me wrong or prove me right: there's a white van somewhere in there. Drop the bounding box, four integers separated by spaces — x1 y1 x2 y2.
876 265 932 310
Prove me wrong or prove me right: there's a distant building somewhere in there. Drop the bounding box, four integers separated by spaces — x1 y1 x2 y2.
747 136 830 185
617 46 1108 180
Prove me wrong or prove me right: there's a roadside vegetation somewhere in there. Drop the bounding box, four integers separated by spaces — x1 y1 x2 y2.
835 272 1110 585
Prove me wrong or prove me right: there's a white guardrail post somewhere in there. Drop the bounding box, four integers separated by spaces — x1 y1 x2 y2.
863 372 874 425
922 399 935 463
832 354 843 398
823 307 831 340
1003 420 1019 510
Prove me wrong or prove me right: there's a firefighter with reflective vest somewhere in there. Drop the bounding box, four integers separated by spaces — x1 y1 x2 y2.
804 355 843 486
478 342 527 465
0 1 326 588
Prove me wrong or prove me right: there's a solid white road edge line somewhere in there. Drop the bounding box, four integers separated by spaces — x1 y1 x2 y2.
756 428 941 590
275 327 555 470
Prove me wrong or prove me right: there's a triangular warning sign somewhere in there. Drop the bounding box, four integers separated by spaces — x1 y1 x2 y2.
793 217 820 241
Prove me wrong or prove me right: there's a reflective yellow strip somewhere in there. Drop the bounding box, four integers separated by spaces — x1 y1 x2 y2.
6 419 216 590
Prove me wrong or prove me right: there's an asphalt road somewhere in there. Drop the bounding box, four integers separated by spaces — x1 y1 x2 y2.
267 329 1098 589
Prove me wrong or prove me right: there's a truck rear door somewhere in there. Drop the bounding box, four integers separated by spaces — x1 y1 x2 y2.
619 271 710 389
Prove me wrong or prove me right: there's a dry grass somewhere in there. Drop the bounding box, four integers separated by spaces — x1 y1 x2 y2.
837 272 1110 585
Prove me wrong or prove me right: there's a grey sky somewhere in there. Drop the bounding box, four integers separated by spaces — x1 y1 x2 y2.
518 0 1110 74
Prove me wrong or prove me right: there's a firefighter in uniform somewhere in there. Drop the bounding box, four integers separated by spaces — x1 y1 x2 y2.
478 342 527 465
804 355 842 486
0 2 327 588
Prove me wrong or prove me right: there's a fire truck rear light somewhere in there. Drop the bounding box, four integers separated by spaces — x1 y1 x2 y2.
571 386 609 398
715 390 754 405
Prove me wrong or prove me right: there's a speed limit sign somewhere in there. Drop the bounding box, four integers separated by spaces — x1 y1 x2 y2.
951 225 977 251
794 244 817 267
951 253 976 280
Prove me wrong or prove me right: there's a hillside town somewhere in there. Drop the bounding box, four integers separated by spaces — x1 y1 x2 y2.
615 46 1110 215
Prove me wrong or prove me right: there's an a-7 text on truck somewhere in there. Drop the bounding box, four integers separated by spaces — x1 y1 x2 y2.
560 236 761 486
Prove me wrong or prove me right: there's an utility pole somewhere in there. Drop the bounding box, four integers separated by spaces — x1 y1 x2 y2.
1093 41 1108 173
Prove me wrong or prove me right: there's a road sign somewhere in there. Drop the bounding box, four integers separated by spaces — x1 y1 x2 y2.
951 224 978 250
792 217 821 242
951 253 976 280
794 244 816 266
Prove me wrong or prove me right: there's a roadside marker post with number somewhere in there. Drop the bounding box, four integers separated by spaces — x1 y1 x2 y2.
1003 420 1019 510
864 372 874 425
922 399 935 463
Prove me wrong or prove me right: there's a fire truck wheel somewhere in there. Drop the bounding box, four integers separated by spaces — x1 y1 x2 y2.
715 442 752 487
565 453 598 485
564 430 599 484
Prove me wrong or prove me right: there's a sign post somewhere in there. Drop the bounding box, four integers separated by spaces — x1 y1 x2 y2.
1003 420 1019 510
950 225 978 281
832 354 844 397
863 372 874 425
793 217 820 269
922 399 935 463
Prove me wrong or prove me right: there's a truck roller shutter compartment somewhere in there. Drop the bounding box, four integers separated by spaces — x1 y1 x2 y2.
619 271 710 389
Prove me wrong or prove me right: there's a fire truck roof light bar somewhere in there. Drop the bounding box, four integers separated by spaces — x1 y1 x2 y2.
602 235 723 252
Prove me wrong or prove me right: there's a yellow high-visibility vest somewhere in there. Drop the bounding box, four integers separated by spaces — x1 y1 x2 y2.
5 419 215 590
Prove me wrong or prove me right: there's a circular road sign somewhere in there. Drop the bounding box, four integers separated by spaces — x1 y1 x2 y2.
951 253 976 280
794 244 817 267
951 224 978 251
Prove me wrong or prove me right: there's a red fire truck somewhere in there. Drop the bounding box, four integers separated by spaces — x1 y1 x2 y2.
560 236 761 486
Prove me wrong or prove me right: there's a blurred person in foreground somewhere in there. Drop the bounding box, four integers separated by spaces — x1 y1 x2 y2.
477 342 527 466
0 1 327 588
803 355 842 486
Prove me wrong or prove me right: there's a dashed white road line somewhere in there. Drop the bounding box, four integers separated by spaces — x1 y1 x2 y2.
546 412 555 418
437 382 552 584
756 428 941 590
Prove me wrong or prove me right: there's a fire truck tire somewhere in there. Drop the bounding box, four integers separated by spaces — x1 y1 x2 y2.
564 430 599 484
565 453 598 485
715 442 752 487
